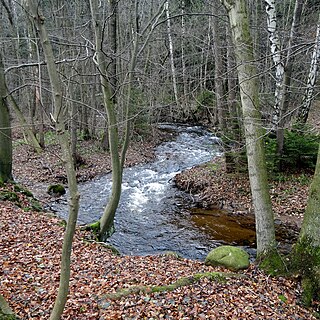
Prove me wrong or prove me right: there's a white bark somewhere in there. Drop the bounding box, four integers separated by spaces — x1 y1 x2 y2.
265 0 284 126
297 13 320 124
165 0 179 110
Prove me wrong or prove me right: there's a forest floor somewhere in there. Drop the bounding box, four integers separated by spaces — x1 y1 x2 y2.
0 125 319 319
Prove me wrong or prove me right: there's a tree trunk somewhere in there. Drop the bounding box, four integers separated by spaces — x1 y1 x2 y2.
165 0 179 114
265 0 285 128
277 0 303 157
108 0 118 100
293 142 320 305
212 1 226 129
221 0 276 256
26 2 80 319
0 53 13 183
226 26 240 134
296 12 320 124
5 89 42 153
89 0 122 239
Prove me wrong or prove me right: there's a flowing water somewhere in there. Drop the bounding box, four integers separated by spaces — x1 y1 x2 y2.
50 124 257 260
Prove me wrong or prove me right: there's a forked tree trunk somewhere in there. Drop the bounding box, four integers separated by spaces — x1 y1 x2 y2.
221 0 276 256
89 0 122 239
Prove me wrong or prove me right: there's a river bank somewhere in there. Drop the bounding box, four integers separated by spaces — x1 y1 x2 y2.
1 126 318 318
0 195 316 319
174 155 309 231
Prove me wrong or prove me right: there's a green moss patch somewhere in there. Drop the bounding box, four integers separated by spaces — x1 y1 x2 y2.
258 250 288 276
0 183 42 212
291 237 320 306
47 184 66 196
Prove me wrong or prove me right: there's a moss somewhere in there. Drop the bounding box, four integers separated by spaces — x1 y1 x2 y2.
0 191 19 202
47 184 66 196
58 220 67 228
84 221 100 233
0 184 42 212
0 314 18 320
13 184 33 197
28 198 42 212
0 294 18 319
258 250 287 276
103 271 238 301
291 237 320 306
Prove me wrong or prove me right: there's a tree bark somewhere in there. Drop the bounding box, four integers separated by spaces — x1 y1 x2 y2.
89 0 122 239
275 0 303 157
165 0 179 113
26 1 80 319
293 142 320 305
0 53 13 183
212 1 226 129
5 89 42 153
265 0 285 128
296 12 320 124
221 0 276 256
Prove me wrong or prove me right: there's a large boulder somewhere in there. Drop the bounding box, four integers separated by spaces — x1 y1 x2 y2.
205 245 250 271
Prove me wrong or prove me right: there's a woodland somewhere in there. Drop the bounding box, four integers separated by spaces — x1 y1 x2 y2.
0 0 320 319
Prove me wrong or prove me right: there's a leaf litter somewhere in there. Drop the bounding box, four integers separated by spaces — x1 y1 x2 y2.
0 192 316 319
0 135 317 319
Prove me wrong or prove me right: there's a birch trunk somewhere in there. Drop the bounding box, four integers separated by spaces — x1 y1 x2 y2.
276 0 303 156
165 0 179 112
221 0 276 256
296 13 320 124
181 0 188 105
265 0 284 127
26 1 80 319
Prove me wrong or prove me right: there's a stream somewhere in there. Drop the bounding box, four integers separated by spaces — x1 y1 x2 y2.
50 124 256 260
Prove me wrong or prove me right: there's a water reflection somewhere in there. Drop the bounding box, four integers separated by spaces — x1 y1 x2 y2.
190 208 256 247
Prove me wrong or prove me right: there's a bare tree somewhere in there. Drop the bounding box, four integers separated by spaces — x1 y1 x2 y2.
296 12 320 124
221 0 276 257
265 0 303 157
26 1 80 319
0 53 13 183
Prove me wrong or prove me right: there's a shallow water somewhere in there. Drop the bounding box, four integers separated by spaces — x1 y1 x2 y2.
50 124 257 260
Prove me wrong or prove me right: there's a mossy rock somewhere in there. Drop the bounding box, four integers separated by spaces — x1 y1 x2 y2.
205 245 250 271
0 294 18 319
47 184 66 196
